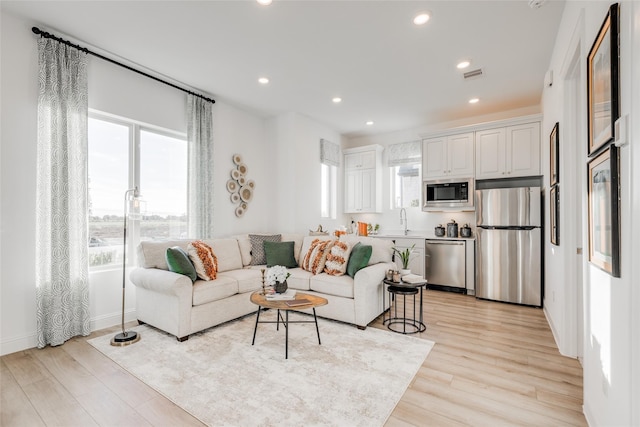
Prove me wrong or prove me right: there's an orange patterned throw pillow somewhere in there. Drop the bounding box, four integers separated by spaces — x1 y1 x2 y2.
187 240 218 281
301 239 334 275
324 240 354 276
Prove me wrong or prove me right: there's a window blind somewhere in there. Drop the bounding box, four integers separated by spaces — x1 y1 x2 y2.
320 138 341 167
387 141 422 167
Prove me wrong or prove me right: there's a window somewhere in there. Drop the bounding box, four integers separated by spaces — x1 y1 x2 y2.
321 163 337 219
387 141 422 209
88 113 187 269
391 164 421 208
139 130 188 240
320 138 340 219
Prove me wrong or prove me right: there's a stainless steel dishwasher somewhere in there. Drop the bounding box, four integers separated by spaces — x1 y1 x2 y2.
425 239 466 293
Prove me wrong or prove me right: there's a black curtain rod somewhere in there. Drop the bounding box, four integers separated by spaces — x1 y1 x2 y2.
32 26 215 104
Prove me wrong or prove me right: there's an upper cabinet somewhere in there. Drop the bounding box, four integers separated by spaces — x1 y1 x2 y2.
475 122 540 179
344 145 383 213
422 132 474 179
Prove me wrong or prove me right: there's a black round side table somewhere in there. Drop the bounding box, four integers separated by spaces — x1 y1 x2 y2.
383 278 427 334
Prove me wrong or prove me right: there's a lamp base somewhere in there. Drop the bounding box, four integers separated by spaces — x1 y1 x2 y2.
110 331 140 347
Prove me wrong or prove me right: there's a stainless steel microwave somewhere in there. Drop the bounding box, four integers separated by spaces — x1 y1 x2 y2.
423 178 474 211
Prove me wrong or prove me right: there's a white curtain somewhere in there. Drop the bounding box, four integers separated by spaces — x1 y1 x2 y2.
387 140 422 166
36 38 90 348
187 94 215 238
320 138 340 166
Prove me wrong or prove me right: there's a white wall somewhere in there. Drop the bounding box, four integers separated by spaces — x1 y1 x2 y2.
268 112 345 234
1 10 40 356
542 2 640 426
0 11 272 354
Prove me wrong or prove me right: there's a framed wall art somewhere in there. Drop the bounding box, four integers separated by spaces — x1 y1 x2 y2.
550 185 559 246
587 3 619 156
587 144 620 277
550 122 559 186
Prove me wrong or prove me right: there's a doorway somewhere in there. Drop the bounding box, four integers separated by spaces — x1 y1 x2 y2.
562 31 585 361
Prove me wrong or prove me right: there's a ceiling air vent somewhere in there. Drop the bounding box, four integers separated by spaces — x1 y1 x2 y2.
463 68 483 79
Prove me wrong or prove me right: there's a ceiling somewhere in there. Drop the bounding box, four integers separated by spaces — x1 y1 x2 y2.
2 0 565 137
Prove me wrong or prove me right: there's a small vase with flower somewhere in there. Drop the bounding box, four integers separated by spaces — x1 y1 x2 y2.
266 265 291 294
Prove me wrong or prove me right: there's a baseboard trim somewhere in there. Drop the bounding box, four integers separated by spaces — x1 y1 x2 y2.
90 308 137 332
0 333 38 356
0 309 137 356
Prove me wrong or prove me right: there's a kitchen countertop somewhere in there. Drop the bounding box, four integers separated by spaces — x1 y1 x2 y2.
371 233 476 241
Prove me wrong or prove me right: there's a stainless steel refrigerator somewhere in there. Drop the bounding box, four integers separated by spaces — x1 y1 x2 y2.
475 186 542 306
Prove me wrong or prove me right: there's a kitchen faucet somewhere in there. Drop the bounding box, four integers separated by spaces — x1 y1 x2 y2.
400 208 409 235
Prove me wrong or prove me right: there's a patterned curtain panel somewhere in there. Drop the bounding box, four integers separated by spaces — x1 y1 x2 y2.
387 141 422 166
320 138 340 167
187 94 215 238
36 38 90 348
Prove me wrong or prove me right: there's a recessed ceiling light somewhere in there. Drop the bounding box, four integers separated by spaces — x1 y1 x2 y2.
256 0 272 5
469 98 480 104
413 13 430 25
457 60 471 69
332 97 342 104
258 77 269 84
366 121 374 126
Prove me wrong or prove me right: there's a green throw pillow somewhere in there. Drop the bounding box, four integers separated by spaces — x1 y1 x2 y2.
166 246 197 282
264 241 298 268
346 243 372 277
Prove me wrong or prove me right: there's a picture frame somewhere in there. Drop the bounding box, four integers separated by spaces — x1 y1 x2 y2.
587 3 619 156
550 122 559 186
550 185 559 246
587 144 620 277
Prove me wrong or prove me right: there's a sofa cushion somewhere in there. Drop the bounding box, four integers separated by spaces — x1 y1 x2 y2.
264 241 297 268
249 234 281 265
286 267 312 290
218 269 262 294
235 234 253 266
202 238 243 272
310 273 354 299
236 233 304 266
192 276 238 306
187 241 218 281
346 243 373 277
280 234 304 264
165 247 197 282
339 235 393 266
137 239 189 270
324 240 354 276
301 239 334 275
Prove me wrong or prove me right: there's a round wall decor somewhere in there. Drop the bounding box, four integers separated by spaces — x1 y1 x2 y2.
227 153 255 217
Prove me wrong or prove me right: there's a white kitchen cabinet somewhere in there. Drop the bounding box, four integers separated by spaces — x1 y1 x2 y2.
344 145 383 213
345 169 377 213
422 132 474 179
345 150 377 170
475 122 540 179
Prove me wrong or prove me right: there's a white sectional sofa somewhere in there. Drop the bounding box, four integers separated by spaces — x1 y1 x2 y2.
130 233 395 341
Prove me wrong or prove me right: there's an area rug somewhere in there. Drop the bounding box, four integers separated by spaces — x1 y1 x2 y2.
88 311 434 426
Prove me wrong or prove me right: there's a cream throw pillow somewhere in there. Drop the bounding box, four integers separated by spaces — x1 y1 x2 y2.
301 239 334 275
187 240 218 281
324 240 354 276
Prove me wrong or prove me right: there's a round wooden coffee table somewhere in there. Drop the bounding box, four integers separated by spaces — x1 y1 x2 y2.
250 291 328 359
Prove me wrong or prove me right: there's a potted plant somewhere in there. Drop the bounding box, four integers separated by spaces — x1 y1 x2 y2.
393 244 415 275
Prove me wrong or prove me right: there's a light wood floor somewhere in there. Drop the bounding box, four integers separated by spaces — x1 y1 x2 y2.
1 290 586 426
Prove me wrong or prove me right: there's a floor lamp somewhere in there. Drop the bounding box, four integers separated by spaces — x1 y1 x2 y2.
111 187 142 346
